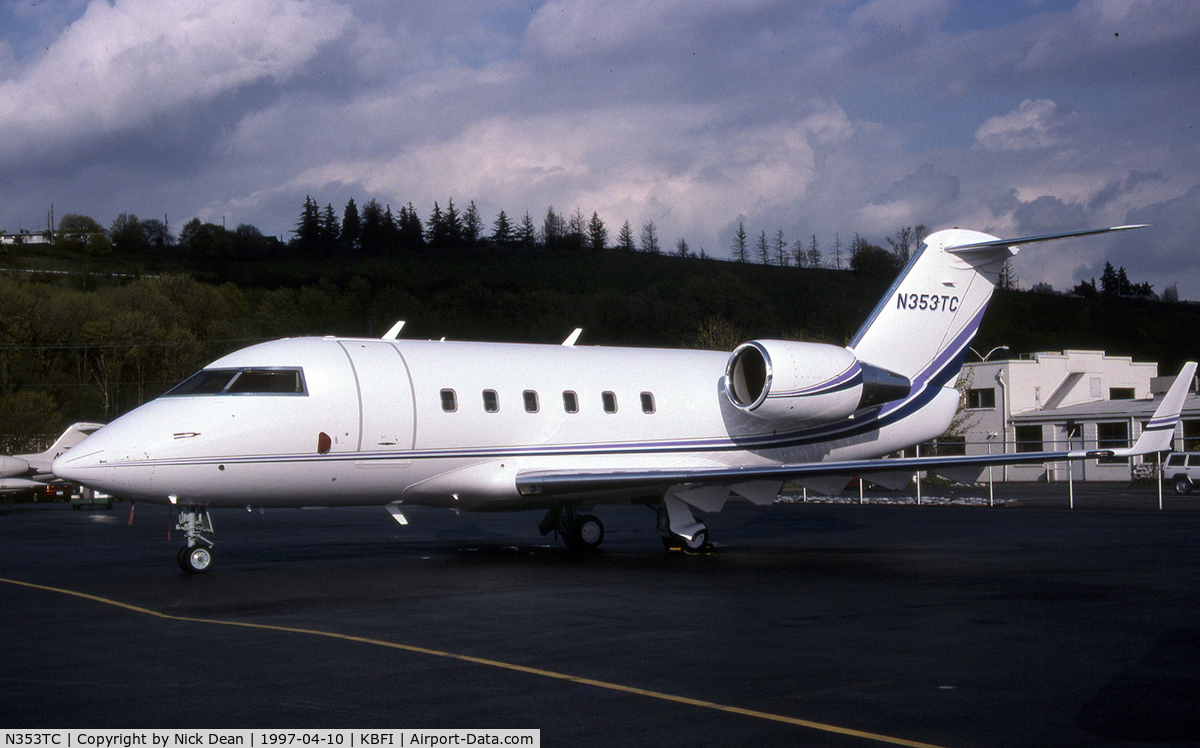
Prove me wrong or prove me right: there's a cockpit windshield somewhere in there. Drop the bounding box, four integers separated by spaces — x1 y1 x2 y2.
164 368 306 397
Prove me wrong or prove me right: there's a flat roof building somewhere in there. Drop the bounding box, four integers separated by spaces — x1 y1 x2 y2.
956 350 1199 482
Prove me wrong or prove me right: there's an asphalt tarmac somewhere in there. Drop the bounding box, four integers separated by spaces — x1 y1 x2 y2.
3 486 1199 747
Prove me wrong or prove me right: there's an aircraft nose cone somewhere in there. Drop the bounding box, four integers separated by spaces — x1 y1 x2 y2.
51 436 104 484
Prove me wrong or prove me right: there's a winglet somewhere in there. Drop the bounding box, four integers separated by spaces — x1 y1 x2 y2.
381 320 405 340
1115 361 1196 456
562 328 583 347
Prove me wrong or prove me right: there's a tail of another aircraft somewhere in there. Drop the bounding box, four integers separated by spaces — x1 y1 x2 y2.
848 226 1147 390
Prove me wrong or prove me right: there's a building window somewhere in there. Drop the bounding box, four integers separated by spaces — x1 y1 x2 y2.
1015 424 1043 453
523 390 539 413
563 391 578 413
483 389 499 413
1109 387 1136 400
602 391 617 413
1183 419 1200 452
935 435 966 456
1097 422 1129 464
967 388 996 409
440 389 457 412
640 392 655 414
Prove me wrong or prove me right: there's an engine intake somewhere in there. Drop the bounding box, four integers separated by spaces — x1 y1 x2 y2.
725 340 910 424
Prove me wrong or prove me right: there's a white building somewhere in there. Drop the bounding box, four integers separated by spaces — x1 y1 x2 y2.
956 350 1200 482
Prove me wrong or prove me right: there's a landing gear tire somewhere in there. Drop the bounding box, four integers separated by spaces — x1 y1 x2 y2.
565 514 604 551
662 524 712 554
178 545 214 574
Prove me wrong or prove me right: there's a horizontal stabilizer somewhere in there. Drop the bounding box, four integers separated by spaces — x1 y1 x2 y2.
947 225 1148 254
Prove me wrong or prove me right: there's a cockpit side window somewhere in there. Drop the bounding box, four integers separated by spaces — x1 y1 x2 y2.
226 369 306 394
164 367 307 396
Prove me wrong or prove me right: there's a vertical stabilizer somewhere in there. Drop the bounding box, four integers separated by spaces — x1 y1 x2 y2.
847 225 1147 388
848 228 1010 384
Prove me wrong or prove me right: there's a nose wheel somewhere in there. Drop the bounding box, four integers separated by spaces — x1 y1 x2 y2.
175 505 215 573
178 544 214 573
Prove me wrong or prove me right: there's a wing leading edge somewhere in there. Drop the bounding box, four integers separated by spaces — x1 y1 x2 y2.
517 362 1197 499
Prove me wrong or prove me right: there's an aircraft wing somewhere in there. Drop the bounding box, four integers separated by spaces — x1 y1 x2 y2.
518 361 1197 500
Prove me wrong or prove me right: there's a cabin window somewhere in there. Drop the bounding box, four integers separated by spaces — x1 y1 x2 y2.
640 392 655 414
602 391 617 413
523 390 539 413
164 367 306 396
563 391 578 413
440 389 458 412
483 389 499 412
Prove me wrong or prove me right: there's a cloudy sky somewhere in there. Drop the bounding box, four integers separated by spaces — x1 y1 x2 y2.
3 0 1199 297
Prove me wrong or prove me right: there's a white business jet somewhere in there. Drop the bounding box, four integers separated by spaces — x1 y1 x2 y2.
0 422 104 493
52 226 1196 572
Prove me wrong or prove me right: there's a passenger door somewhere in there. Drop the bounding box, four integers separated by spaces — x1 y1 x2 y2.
338 341 415 451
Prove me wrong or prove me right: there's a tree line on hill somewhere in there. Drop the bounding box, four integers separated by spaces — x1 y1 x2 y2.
9 197 1175 302
19 197 932 282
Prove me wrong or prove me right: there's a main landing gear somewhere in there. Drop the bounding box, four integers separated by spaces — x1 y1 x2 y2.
539 505 605 550
176 505 215 574
656 495 713 554
539 496 713 554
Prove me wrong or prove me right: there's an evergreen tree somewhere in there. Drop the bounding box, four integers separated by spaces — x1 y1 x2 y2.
731 220 748 262
640 221 661 254
675 237 690 258
587 212 607 251
774 230 787 267
807 234 822 269
360 199 386 254
462 201 481 247
427 202 446 247
849 234 899 277
492 210 513 246
617 221 636 252
398 203 424 251
382 205 401 249
1100 262 1118 299
564 208 586 251
444 198 463 247
541 206 565 248
755 230 770 264
341 198 361 254
516 212 537 247
292 196 321 256
320 203 340 256
792 237 807 268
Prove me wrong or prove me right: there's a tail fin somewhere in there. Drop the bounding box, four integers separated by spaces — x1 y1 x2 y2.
20 422 105 474
1115 361 1197 457
848 225 1148 386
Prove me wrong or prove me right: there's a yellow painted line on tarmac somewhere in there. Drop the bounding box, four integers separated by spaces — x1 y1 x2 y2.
3 576 949 748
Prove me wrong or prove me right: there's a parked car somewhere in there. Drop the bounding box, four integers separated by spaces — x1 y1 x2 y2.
70 486 113 509
1163 452 1200 494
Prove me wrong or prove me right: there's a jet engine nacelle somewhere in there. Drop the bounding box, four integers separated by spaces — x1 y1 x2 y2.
724 340 910 424
0 455 30 478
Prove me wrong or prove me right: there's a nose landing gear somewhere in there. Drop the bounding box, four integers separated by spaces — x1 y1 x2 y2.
176 505 215 573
